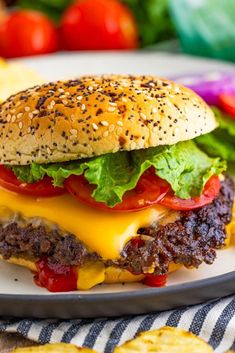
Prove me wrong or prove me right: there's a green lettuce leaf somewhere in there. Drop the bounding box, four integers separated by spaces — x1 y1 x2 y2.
121 0 175 47
10 141 226 207
196 107 235 162
12 161 86 186
18 0 72 23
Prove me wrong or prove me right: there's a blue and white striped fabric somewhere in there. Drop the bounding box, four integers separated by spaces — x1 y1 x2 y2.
1 295 235 352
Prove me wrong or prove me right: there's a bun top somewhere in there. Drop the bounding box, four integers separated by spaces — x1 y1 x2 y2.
0 74 217 165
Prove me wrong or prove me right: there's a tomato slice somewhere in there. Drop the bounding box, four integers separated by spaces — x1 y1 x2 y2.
219 93 235 120
64 169 170 212
0 165 65 197
160 176 220 211
142 274 167 287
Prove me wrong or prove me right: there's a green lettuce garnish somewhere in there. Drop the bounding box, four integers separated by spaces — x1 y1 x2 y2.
10 140 226 207
196 107 235 162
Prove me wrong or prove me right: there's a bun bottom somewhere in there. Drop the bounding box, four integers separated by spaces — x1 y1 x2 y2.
1 256 181 290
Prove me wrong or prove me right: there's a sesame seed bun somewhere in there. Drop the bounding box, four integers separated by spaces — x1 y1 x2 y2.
0 75 217 165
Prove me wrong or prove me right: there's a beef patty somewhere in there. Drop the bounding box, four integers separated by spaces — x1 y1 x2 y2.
0 175 234 275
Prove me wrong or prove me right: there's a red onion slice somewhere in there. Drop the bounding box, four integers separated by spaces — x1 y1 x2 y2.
173 71 235 105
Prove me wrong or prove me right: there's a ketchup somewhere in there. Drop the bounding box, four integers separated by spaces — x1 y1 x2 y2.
131 237 145 248
142 274 167 287
34 255 167 291
34 257 78 292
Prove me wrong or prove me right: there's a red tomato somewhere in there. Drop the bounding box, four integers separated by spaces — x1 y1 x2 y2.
0 10 58 58
142 274 167 287
60 0 138 50
64 169 170 212
35 257 78 292
0 165 65 197
219 93 235 120
160 176 220 211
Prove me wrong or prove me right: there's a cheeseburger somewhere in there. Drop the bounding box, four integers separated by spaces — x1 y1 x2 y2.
0 75 234 292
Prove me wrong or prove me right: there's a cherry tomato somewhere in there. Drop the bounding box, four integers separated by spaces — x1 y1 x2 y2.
160 176 220 211
0 165 65 197
60 0 138 50
64 169 170 212
35 257 77 292
0 10 58 58
219 93 235 120
142 274 167 287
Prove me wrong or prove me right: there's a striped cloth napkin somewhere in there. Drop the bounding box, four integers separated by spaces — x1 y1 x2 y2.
0 295 235 352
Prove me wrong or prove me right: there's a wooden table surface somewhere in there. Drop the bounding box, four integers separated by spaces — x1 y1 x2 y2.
0 332 36 352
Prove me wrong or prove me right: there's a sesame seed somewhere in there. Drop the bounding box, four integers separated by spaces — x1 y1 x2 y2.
117 127 123 134
27 127 31 133
28 113 33 119
109 102 117 106
25 107 30 112
101 120 109 126
62 100 68 105
131 141 137 149
140 112 147 120
70 129 77 135
122 97 128 103
65 92 70 96
58 88 64 93
12 115 16 122
88 86 93 91
60 95 66 99
17 113 23 119
51 100 55 106
19 122 23 129
81 104 86 111
32 110 39 115
47 147 51 154
122 82 129 87
6 114 11 122
108 107 116 112
109 124 115 132
117 121 123 126
152 107 157 113
92 123 98 130
174 127 180 135
77 96 83 101
11 109 16 113
103 131 109 137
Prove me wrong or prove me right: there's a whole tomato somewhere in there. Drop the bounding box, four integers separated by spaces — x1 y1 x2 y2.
0 10 58 58
60 0 139 50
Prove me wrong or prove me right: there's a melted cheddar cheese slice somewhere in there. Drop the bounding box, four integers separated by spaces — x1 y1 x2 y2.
0 187 171 260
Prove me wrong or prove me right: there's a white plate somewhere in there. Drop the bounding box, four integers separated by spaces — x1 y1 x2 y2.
1 52 234 317
12 51 235 81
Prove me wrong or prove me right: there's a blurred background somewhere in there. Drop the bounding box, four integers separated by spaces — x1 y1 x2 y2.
0 0 235 61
